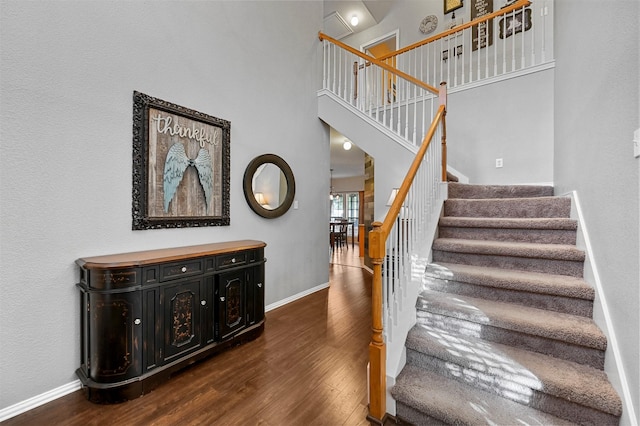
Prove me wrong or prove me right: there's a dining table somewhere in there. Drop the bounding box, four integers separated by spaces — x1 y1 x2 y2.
329 221 355 249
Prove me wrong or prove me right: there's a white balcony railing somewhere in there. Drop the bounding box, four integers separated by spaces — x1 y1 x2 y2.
378 0 553 90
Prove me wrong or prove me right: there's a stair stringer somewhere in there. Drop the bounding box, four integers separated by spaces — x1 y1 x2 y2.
569 190 638 426
318 89 469 191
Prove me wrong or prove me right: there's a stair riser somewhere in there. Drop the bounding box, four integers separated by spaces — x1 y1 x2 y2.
396 403 448 426
433 250 584 278
448 183 555 199
439 226 577 245
396 403 448 425
416 310 605 369
444 198 571 218
406 348 620 426
424 277 593 317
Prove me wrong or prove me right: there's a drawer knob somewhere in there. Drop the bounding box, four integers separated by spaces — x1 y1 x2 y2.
220 297 225 302
201 300 206 306
231 258 236 263
181 266 187 273
257 283 262 288
134 318 141 325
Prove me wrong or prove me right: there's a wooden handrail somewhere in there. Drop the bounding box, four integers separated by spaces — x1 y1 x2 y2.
367 102 446 423
376 0 531 61
318 32 439 95
378 104 446 236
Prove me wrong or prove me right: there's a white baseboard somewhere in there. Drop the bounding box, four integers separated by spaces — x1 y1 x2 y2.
265 282 330 312
567 190 638 426
0 380 82 422
1 282 331 422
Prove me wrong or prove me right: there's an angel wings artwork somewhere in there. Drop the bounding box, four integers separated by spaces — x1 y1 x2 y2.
162 142 214 214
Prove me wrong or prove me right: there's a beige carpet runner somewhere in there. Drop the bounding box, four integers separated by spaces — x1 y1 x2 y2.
391 183 622 425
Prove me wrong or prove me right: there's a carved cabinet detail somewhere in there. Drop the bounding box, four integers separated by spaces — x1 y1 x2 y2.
76 240 266 403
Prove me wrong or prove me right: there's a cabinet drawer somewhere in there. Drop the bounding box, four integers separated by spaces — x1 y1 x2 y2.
84 267 141 290
216 252 247 269
159 259 204 282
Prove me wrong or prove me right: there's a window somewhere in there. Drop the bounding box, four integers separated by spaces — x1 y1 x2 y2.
330 193 344 219
330 192 360 236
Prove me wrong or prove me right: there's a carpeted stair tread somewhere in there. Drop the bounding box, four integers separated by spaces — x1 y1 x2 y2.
448 182 554 199
416 290 607 351
405 325 623 418
444 196 571 218
392 364 577 425
439 216 577 230
425 262 594 300
433 238 585 261
438 218 577 244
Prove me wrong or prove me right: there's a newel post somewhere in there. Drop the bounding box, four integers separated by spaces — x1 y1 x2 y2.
439 81 448 182
367 221 387 424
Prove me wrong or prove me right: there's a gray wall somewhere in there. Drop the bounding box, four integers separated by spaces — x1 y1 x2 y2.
554 1 639 423
0 1 328 410
342 0 555 185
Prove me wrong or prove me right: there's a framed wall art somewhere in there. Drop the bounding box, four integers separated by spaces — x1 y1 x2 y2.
132 91 230 230
444 0 463 15
499 7 532 39
471 0 493 51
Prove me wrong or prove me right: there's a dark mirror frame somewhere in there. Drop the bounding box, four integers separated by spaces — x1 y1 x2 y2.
243 154 295 219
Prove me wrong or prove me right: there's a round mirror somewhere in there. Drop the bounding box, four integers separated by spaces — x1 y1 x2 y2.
243 154 295 218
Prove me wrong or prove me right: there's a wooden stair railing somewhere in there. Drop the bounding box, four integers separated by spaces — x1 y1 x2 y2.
318 32 439 96
318 32 448 423
367 100 446 423
376 0 531 63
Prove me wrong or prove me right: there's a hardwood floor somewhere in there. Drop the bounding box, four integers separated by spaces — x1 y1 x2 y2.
5 248 374 426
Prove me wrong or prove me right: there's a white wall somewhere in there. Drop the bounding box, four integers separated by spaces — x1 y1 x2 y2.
0 1 328 410
554 1 639 424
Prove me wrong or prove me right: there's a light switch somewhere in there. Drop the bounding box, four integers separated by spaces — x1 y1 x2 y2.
634 128 639 158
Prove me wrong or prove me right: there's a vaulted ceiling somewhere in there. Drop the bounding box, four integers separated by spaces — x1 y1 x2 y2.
323 2 396 178
322 1 396 40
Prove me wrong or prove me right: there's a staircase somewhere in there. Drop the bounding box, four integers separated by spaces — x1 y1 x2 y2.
391 183 622 425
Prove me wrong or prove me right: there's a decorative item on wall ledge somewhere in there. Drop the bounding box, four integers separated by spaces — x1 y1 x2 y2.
444 0 463 15
499 6 532 39
132 91 230 230
419 15 438 34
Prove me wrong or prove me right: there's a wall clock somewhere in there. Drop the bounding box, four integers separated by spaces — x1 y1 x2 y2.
419 15 438 34
444 0 463 14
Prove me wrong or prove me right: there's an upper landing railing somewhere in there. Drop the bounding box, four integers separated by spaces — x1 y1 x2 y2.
377 0 553 90
319 32 442 149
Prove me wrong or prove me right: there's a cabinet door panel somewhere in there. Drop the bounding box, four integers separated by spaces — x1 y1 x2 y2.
162 280 202 362
216 270 246 340
143 288 160 372
253 266 265 324
89 291 142 383
202 276 215 345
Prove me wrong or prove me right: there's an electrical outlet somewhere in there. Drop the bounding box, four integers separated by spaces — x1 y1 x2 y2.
495 158 503 168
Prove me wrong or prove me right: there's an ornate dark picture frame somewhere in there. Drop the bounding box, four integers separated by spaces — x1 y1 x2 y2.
132 91 230 230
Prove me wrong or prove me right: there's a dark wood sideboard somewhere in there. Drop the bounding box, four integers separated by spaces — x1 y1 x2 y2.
75 240 266 403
